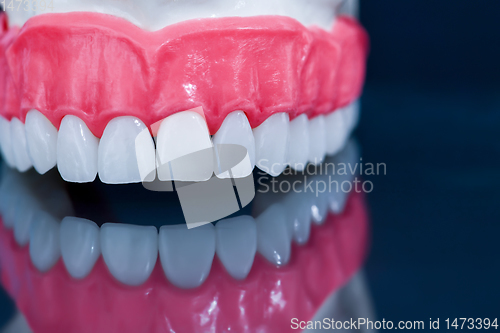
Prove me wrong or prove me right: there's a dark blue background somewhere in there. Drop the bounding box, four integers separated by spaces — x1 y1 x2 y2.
359 0 500 325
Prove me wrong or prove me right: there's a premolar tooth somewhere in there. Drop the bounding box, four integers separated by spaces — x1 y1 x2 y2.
101 223 158 286
254 113 289 177
212 111 255 178
10 118 33 172
215 216 257 280
29 212 60 272
286 114 309 171
0 117 16 168
57 115 99 183
60 217 100 279
159 224 215 289
325 109 347 156
256 203 291 265
308 115 326 165
156 111 213 181
98 116 156 184
25 110 58 175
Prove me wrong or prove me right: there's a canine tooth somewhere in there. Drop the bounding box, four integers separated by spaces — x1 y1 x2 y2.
212 111 255 178
286 114 309 171
156 111 213 181
25 110 58 175
0 117 16 168
57 116 99 183
10 118 33 172
101 223 158 286
284 192 313 245
308 115 326 165
325 109 347 156
60 217 100 279
98 116 156 184
256 203 291 265
159 224 215 289
13 194 40 246
215 216 257 280
254 113 289 177
29 212 60 272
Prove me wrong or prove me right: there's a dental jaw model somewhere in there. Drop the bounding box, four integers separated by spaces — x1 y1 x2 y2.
0 0 369 332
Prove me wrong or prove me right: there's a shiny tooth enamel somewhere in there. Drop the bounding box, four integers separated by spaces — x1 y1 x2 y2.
57 115 99 183
212 111 255 178
325 109 348 156
98 116 156 184
156 111 213 181
284 191 313 245
25 110 58 175
215 216 257 280
308 115 327 165
60 217 101 279
159 223 216 289
255 203 291 266
10 118 33 172
0 117 16 168
29 212 61 273
254 113 290 177
286 114 310 172
345 100 361 131
101 223 158 286
6 0 342 32
309 189 329 225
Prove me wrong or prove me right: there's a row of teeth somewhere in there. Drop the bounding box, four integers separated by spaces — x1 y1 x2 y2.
0 141 357 288
0 102 359 183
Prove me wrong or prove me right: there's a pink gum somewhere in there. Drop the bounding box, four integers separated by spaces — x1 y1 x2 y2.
0 191 369 333
0 12 368 137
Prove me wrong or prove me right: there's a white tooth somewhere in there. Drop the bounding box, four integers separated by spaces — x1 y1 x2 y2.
308 115 326 165
0 116 16 168
286 114 309 172
156 111 213 181
255 203 291 265
325 109 348 156
284 192 313 245
159 223 215 289
29 212 60 272
215 216 257 280
98 116 156 184
57 115 99 183
60 217 100 279
25 110 58 175
253 113 289 177
101 223 158 286
309 187 329 225
344 100 360 132
10 118 33 172
212 111 255 178
13 194 40 246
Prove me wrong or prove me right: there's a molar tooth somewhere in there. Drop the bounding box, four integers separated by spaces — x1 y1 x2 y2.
215 216 257 280
256 203 291 266
286 114 309 172
156 111 213 181
10 118 33 172
254 113 289 177
159 224 215 289
57 116 99 183
325 109 348 156
60 217 100 279
0 116 16 168
308 115 326 165
101 223 158 286
98 116 156 184
25 110 58 175
212 111 255 178
29 212 60 272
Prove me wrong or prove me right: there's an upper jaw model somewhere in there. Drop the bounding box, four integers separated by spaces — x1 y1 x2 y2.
0 1 370 332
